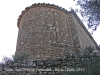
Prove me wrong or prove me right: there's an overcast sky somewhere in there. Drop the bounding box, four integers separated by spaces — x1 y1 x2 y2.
0 0 100 62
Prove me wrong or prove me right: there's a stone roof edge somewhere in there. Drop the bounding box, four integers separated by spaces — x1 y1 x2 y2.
70 10 99 50
17 3 69 28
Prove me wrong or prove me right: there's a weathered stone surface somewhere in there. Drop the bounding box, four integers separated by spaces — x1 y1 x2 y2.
15 3 99 61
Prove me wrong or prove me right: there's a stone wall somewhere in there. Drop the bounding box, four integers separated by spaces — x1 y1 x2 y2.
0 56 86 75
15 3 99 61
16 4 79 61
71 12 99 52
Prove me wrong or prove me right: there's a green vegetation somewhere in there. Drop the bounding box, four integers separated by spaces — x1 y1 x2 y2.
75 0 100 31
13 53 29 63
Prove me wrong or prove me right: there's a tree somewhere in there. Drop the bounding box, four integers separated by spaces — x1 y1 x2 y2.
76 0 100 31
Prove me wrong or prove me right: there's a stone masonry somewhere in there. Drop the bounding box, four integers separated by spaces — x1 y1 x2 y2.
15 3 99 61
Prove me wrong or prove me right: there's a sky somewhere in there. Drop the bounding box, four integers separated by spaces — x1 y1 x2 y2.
0 0 100 62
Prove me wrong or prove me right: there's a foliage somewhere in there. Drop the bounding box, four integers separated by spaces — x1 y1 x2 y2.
1 53 29 64
83 46 94 57
79 46 100 75
76 0 100 31
2 56 14 64
13 53 29 63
